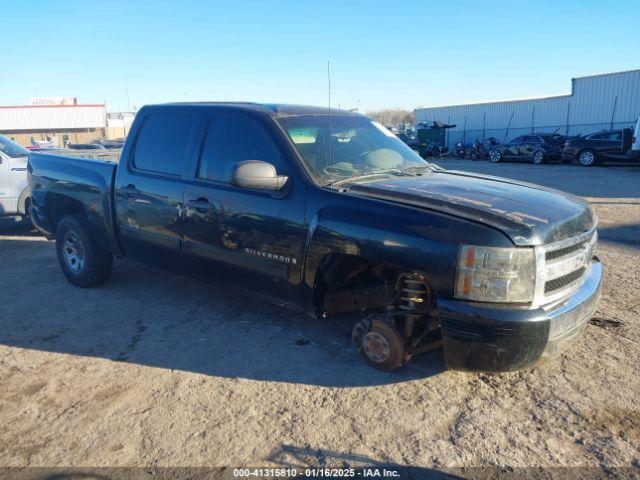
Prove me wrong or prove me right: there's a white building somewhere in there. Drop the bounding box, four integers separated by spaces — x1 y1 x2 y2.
0 103 107 146
414 69 640 147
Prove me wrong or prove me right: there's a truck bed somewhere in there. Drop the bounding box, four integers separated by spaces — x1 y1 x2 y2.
28 152 121 255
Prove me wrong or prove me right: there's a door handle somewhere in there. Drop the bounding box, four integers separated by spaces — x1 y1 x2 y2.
187 197 214 213
123 184 141 197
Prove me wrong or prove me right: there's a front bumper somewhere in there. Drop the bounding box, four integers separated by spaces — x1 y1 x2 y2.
437 259 601 372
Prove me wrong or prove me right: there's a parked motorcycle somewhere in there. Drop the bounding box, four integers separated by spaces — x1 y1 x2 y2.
418 141 448 159
450 141 471 158
465 137 501 161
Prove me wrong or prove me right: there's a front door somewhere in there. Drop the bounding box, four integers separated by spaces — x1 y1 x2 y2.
181 112 305 306
0 152 11 214
519 135 541 161
114 110 201 271
504 136 524 160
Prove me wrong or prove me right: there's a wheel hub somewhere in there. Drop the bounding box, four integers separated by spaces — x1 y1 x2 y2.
63 232 85 273
580 152 594 165
362 331 391 363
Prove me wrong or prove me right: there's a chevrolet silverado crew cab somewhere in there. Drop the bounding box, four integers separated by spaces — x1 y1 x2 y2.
0 134 31 221
28 103 602 372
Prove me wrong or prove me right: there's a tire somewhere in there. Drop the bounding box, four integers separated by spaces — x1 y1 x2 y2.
55 215 113 288
578 149 598 167
490 150 502 163
532 150 546 164
357 318 405 372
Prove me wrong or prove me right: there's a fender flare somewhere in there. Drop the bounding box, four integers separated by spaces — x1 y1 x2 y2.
17 186 31 215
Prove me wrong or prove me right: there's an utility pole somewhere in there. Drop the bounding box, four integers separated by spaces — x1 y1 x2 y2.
123 77 131 113
531 106 535 133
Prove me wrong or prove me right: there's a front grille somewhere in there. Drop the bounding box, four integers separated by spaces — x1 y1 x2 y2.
536 229 597 305
545 267 586 294
545 243 583 261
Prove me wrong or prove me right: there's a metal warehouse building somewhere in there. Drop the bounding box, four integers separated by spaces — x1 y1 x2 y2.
414 69 640 148
0 103 107 147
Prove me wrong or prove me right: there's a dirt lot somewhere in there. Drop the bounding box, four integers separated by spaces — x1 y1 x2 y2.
0 160 638 471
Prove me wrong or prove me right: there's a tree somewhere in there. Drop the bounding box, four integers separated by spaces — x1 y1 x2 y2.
366 109 414 127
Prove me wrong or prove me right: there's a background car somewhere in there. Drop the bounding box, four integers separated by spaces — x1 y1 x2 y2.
91 138 125 149
562 130 631 166
68 143 107 150
489 134 567 164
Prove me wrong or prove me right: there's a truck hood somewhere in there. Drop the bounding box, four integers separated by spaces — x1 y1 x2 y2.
345 169 595 246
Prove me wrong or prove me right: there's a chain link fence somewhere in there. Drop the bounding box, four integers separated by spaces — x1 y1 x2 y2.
443 120 637 148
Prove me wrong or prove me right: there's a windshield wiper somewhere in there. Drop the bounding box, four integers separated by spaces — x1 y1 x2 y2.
326 168 415 188
403 163 439 173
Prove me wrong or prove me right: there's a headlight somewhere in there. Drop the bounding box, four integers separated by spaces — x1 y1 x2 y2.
455 245 536 303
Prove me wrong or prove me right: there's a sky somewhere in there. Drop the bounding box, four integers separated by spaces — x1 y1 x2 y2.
1 0 639 113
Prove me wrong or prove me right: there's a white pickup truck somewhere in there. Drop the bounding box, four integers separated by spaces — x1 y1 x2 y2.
0 134 30 221
631 116 640 159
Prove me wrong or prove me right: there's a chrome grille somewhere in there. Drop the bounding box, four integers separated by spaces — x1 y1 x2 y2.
545 243 583 261
545 267 586 294
533 228 597 306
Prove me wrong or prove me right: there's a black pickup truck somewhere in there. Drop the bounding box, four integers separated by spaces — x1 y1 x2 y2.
28 103 601 372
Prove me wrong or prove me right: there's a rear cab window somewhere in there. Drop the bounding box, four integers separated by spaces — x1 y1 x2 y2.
133 112 197 176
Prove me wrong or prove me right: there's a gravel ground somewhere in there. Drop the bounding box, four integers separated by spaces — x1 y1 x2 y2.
0 160 638 472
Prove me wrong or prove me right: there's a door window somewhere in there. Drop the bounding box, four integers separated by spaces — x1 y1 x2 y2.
198 115 285 183
510 136 525 144
133 112 197 176
588 131 621 141
523 136 540 143
588 132 607 140
606 132 621 141
0 135 29 158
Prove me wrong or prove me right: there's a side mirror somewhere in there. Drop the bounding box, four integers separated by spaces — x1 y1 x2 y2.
232 160 288 191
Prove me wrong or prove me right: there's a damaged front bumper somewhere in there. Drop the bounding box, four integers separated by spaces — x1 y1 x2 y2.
437 259 601 372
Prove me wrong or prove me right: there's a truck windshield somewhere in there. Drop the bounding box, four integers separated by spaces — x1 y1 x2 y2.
0 134 30 158
277 114 432 186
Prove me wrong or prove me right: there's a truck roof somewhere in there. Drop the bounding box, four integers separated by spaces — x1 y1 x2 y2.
159 102 364 117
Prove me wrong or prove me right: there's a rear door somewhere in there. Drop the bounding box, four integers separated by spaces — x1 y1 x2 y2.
181 111 306 306
114 109 202 271
598 131 625 160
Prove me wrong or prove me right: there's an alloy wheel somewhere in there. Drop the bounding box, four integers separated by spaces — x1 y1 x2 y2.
63 231 85 273
579 151 595 166
533 151 544 164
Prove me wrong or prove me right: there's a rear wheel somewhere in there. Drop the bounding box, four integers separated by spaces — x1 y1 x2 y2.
532 150 546 164
56 215 113 288
578 149 598 167
490 150 502 163
353 317 405 371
